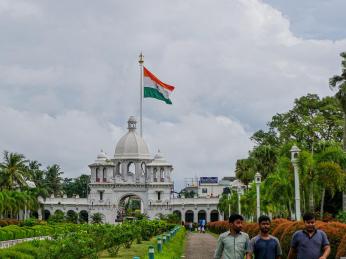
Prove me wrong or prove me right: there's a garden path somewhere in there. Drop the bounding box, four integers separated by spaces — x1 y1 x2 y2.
183 232 217 259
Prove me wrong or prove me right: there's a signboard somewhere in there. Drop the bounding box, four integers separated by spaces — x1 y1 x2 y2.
200 177 218 184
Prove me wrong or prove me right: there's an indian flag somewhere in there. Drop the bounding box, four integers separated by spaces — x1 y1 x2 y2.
143 66 175 104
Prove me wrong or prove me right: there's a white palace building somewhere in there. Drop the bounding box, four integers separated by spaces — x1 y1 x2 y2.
41 116 224 224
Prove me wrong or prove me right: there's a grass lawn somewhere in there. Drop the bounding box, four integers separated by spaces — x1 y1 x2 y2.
99 228 186 259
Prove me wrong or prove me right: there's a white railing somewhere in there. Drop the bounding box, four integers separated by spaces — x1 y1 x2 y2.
0 236 51 249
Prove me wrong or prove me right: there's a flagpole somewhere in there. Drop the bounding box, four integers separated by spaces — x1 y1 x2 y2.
139 53 144 137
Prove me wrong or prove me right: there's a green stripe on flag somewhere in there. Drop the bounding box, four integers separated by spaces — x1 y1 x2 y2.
144 87 172 105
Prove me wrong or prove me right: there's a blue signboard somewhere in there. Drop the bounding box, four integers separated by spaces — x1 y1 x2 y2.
200 177 218 184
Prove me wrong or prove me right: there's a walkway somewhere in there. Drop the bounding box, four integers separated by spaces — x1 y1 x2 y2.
184 232 218 259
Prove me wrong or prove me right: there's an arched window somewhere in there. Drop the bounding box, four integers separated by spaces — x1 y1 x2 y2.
153 168 158 182
128 162 135 175
117 162 121 175
96 168 100 182
103 168 107 182
160 168 165 182
141 162 146 176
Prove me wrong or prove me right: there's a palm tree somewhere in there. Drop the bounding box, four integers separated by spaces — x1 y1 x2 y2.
329 52 346 150
262 156 294 218
45 164 63 196
0 151 28 190
315 145 346 218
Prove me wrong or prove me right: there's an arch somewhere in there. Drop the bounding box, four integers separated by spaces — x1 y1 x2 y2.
66 210 78 223
173 210 182 221
128 162 135 175
103 168 107 181
54 209 64 215
185 210 194 223
43 210 51 220
79 210 89 223
96 168 100 182
210 210 219 222
30 211 39 219
118 193 144 221
198 210 207 222
153 168 158 182
141 162 146 176
160 168 165 182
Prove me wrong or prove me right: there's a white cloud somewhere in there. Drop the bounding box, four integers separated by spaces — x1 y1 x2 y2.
0 0 345 188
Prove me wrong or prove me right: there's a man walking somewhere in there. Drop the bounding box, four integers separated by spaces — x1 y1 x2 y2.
288 212 330 259
214 213 250 259
246 215 282 259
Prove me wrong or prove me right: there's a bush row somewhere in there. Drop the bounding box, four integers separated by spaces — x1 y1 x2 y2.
0 220 173 259
207 219 346 258
0 223 81 241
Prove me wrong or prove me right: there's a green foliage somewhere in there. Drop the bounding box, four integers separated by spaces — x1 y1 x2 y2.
336 211 346 223
48 210 65 224
91 213 104 224
0 220 171 259
226 89 346 218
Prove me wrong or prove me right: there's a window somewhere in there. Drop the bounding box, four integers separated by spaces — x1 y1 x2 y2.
157 191 161 201
128 162 135 175
99 191 104 201
153 168 158 182
202 188 208 194
96 168 100 182
103 168 107 182
141 162 146 176
160 168 165 182
117 162 121 175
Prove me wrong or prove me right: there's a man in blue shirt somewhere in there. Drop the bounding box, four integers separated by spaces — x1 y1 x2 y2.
288 212 330 259
246 215 282 259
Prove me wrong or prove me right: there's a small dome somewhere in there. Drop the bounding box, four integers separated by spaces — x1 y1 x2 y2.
96 150 108 162
148 149 171 166
114 117 151 160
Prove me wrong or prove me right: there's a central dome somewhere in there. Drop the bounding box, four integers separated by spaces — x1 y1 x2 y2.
114 116 151 160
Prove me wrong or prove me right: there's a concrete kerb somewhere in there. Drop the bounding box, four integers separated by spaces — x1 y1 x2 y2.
133 226 182 259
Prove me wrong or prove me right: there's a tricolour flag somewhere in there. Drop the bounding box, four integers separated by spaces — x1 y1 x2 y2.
143 67 175 104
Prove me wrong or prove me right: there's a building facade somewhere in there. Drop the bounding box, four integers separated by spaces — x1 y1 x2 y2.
41 117 222 224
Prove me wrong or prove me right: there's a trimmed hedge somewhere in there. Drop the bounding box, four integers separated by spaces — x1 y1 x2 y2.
0 220 174 259
207 219 346 258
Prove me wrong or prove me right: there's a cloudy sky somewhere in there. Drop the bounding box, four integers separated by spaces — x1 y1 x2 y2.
0 0 345 189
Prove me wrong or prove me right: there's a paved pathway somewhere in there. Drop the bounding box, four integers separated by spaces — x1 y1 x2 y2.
184 232 218 259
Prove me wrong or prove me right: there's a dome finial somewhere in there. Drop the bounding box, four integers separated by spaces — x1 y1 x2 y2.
128 116 137 131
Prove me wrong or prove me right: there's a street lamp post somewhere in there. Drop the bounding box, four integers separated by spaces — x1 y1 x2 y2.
237 186 242 215
290 145 301 221
255 172 262 221
228 193 231 218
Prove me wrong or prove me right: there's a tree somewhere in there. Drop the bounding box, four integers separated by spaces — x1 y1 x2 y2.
0 151 28 190
45 164 63 196
269 94 343 151
315 145 346 218
329 52 346 150
262 156 294 218
91 212 104 224
235 159 255 187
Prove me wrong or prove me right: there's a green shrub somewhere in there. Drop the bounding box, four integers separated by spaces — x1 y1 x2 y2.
0 249 34 259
